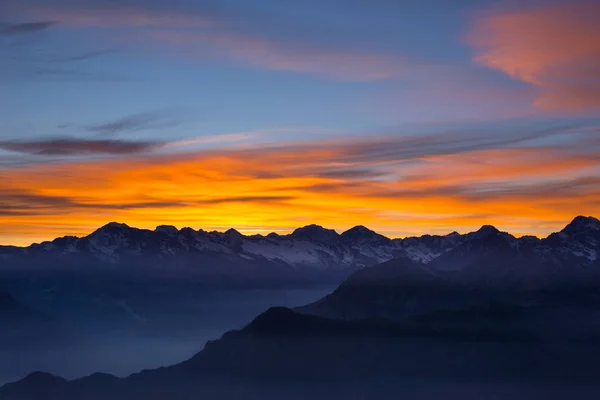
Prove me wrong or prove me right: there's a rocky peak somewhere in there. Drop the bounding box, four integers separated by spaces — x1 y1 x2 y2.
90 222 131 238
473 225 501 237
562 216 600 235
292 224 339 242
341 226 388 243
103 222 129 230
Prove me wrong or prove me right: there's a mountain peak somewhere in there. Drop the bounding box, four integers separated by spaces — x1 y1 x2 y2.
341 225 388 242
101 222 130 230
88 222 132 238
225 228 243 237
563 216 600 234
343 225 372 235
478 224 499 232
16 371 68 387
472 225 501 238
292 224 339 241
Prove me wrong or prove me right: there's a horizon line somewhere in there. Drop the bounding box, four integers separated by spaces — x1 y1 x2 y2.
4 215 598 249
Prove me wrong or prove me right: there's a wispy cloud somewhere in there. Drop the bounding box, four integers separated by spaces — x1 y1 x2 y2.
87 109 182 137
60 49 116 62
9 1 415 81
153 30 412 81
0 188 189 216
25 4 213 29
0 187 294 217
468 1 600 112
0 137 162 156
0 21 55 35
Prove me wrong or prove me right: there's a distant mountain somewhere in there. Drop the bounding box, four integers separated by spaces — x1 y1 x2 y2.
1 217 598 286
5 303 600 400
0 292 68 349
0 292 38 323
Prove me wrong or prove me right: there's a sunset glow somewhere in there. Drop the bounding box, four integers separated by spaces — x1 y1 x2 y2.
1 0 599 245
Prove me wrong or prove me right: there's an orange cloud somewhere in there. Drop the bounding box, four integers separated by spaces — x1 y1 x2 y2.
1 134 599 246
469 2 600 111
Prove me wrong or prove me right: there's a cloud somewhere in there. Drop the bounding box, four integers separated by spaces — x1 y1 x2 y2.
61 49 116 62
195 195 295 205
2 121 599 245
151 30 411 81
0 138 162 156
24 4 212 29
468 2 600 111
0 188 189 216
0 187 294 218
9 1 414 81
0 21 55 35
0 16 123 83
240 122 576 169
315 167 388 180
0 129 271 166
87 110 181 137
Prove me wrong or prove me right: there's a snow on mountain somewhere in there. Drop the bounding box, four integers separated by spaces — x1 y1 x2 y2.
1 217 599 277
543 216 600 263
0 222 445 272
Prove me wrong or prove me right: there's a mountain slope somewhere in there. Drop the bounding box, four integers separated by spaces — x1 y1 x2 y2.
0 292 38 323
0 292 69 349
299 217 600 320
4 304 600 400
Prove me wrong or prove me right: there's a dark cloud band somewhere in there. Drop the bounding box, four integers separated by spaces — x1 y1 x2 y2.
0 138 163 156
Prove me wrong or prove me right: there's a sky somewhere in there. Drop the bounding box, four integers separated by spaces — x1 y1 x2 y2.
1 0 599 245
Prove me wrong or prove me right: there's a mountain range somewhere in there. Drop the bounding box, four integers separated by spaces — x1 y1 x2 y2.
1 216 598 286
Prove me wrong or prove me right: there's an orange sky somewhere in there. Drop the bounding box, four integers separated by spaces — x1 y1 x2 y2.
2 132 599 246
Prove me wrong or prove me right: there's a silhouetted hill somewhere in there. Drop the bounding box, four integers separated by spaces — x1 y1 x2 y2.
0 292 41 323
0 292 73 351
5 303 600 399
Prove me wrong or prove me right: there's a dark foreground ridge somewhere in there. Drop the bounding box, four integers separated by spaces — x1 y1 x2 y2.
4 303 600 399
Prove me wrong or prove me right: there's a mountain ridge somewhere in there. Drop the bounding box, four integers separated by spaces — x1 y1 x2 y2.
1 216 598 281
9 215 600 249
